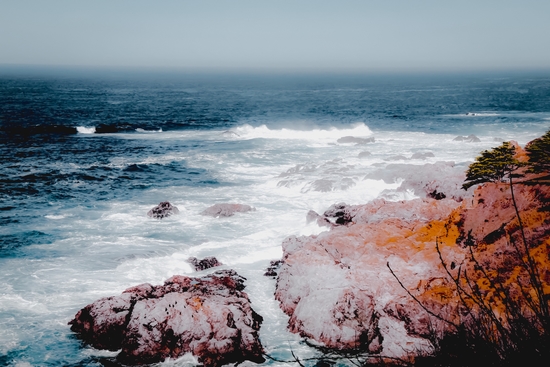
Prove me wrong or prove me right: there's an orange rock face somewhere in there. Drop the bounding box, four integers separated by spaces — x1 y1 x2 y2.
275 166 550 361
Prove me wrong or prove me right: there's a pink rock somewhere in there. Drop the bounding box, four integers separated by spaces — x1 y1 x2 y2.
275 198 464 360
200 203 255 218
275 166 550 361
69 270 264 367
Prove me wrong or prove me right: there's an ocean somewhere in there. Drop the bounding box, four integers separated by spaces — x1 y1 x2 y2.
1 70 549 366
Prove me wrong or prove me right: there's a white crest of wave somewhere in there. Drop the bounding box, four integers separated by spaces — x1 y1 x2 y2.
136 128 163 133
76 126 96 134
231 122 373 141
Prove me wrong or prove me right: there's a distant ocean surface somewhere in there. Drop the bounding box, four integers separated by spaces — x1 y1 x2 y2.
1 70 549 366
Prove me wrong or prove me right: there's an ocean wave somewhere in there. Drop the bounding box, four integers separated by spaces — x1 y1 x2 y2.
228 122 373 141
135 128 163 133
76 126 96 134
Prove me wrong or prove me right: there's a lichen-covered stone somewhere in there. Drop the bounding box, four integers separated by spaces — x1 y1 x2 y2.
69 270 264 367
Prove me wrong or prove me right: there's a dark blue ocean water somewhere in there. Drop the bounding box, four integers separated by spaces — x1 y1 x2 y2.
0 70 549 366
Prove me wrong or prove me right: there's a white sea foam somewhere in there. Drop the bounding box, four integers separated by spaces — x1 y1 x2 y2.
136 128 163 133
76 126 96 134
229 122 373 142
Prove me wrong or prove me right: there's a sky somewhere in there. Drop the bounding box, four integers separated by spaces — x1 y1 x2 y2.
1 0 549 73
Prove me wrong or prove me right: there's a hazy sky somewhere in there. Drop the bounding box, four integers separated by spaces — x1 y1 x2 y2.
1 0 549 73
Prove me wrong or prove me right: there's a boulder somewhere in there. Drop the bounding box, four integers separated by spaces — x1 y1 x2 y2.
69 270 264 367
187 256 223 271
147 201 179 219
201 203 255 218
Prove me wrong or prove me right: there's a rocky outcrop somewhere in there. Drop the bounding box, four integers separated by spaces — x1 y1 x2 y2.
275 198 464 360
69 270 264 367
147 201 179 219
200 203 255 218
275 169 550 362
187 256 223 271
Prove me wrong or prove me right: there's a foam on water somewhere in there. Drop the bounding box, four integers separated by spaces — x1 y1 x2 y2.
76 126 96 134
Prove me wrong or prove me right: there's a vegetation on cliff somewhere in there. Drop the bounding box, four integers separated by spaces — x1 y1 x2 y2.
416 134 550 367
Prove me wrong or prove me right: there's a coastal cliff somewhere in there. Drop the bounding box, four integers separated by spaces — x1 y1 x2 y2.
275 141 550 363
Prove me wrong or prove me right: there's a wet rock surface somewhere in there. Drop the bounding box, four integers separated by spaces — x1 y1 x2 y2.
187 256 223 271
69 270 264 367
147 201 179 219
264 260 283 278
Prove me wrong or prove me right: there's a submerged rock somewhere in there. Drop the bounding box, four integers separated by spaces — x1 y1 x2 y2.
187 256 223 271
147 201 179 219
200 203 255 218
69 270 264 367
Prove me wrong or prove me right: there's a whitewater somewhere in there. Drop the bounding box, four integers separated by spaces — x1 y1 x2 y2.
0 72 549 366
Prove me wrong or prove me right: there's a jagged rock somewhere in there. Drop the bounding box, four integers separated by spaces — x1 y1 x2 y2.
453 134 481 142
337 136 375 145
147 201 179 219
264 260 283 278
201 203 255 218
187 256 223 271
69 270 264 367
323 203 354 226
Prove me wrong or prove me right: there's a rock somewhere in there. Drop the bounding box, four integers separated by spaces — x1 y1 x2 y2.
411 152 435 160
453 134 481 142
147 201 179 219
337 136 375 145
200 203 255 218
358 151 372 158
69 270 264 367
275 198 463 361
264 260 283 277
187 256 223 271
275 161 550 362
323 202 354 226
